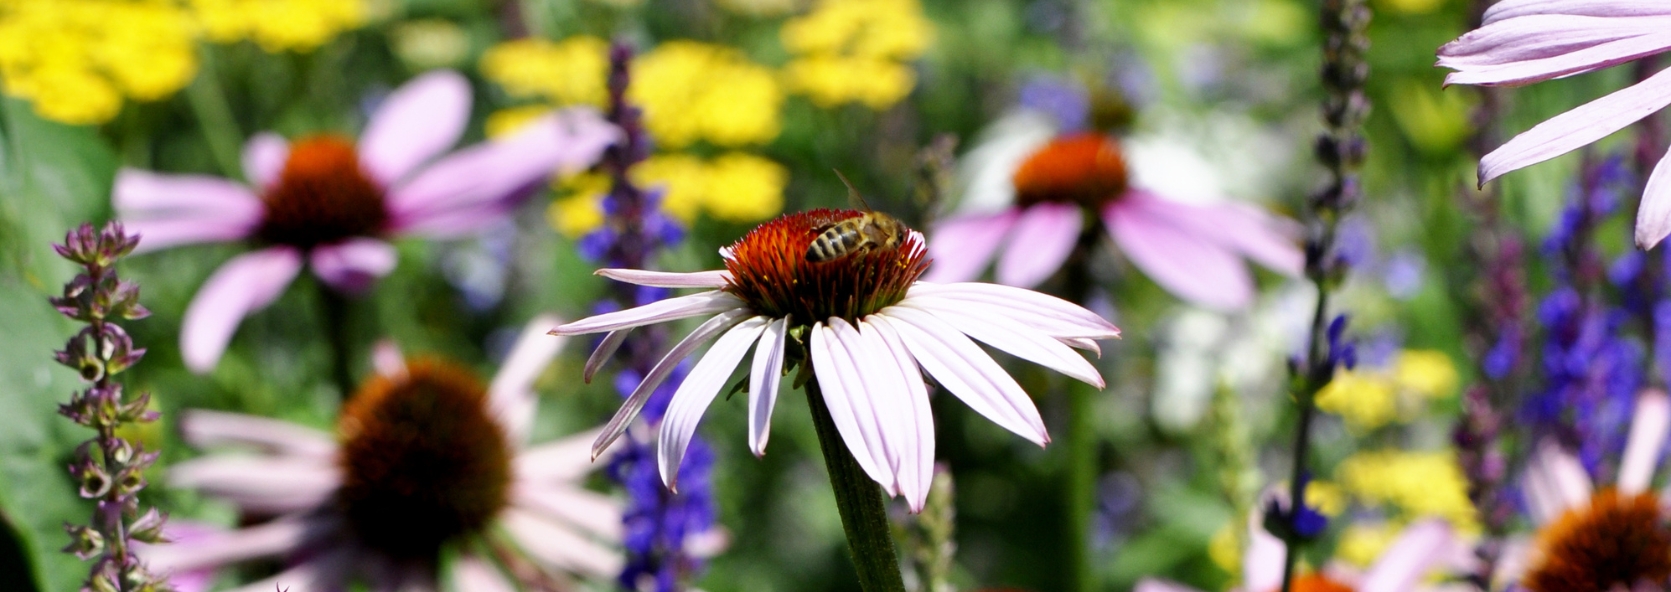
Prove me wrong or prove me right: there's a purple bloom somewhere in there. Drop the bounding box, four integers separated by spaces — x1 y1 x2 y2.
115 70 618 372
1437 0 1671 248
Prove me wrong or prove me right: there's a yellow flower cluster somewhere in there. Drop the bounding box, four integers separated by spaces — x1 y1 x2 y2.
190 0 366 53
1315 349 1459 431
480 36 611 108
780 0 933 109
548 153 789 237
0 0 198 125
1336 449 1479 535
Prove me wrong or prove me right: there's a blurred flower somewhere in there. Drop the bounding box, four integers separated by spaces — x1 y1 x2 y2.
926 131 1303 310
715 0 801 16
389 19 469 70
780 0 933 109
189 0 366 53
1436 1 1671 249
550 153 790 237
1140 517 1466 592
1506 391 1671 592
114 71 617 372
0 0 198 124
481 36 612 108
144 319 631 589
1315 349 1459 431
551 209 1121 511
1336 449 1479 535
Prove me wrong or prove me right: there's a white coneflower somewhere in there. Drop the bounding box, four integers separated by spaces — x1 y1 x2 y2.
551 208 1122 512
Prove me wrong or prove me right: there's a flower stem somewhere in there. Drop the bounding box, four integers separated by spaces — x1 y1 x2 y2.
805 380 907 592
1066 381 1096 592
184 47 244 180
317 282 355 400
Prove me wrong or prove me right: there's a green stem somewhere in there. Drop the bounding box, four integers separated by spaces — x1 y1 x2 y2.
184 47 244 180
1066 381 1096 592
805 380 907 592
317 282 355 400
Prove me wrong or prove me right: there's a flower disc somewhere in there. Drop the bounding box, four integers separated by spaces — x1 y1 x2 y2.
1525 488 1671 592
723 208 928 326
337 358 511 559
258 135 390 249
1012 132 1128 210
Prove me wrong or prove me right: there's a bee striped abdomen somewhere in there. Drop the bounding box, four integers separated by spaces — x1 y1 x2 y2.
805 226 862 262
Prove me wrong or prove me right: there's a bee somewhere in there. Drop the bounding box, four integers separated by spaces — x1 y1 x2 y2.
805 170 909 263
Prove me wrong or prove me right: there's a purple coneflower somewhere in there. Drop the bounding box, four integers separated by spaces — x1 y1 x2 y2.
1503 389 1671 592
1437 1 1671 248
923 132 1302 310
551 208 1122 511
115 70 618 372
1137 516 1465 592
143 318 631 590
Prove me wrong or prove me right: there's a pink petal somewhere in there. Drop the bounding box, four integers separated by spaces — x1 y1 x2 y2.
451 556 516 592
876 309 1049 446
181 247 304 373
1485 0 1671 24
1243 513 1287 592
308 238 396 294
1635 147 1671 248
1439 14 1671 69
1361 519 1455 592
1442 27 1671 87
489 314 566 446
748 317 789 457
168 455 337 514
551 290 746 335
226 546 354 592
113 169 262 253
1526 439 1594 519
1480 66 1671 185
809 320 896 495
1619 388 1670 494
178 410 335 459
589 310 753 460
996 203 1083 288
860 317 936 512
501 508 623 577
513 484 623 540
140 516 314 574
242 133 289 191
1104 199 1254 310
1125 192 1303 275
597 268 733 288
659 316 770 491
386 108 618 237
359 70 472 186
921 210 1019 283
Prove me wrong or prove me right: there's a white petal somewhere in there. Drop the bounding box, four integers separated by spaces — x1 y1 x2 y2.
169 456 337 514
748 317 789 457
551 290 746 335
513 483 622 541
590 309 752 459
1132 580 1203 592
896 300 1104 388
861 317 937 512
597 268 733 288
141 515 315 573
1480 66 1671 186
1620 388 1670 494
1635 147 1671 248
881 309 1050 446
178 410 335 460
1485 0 1671 23
450 556 516 592
1530 440 1594 515
488 314 566 446
906 282 1120 338
583 330 628 383
810 321 896 494
659 316 770 490
517 427 610 482
501 507 623 578
1361 519 1454 592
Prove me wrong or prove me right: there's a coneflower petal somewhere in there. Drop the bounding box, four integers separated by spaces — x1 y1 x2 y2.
224 546 355 592
1635 150 1671 249
996 203 1082 288
1438 14 1671 68
178 410 335 460
1618 389 1670 494
1479 67 1671 186
519 427 613 482
597 268 732 288
921 209 1019 284
898 301 1104 388
810 321 897 494
831 318 911 485
1444 30 1671 87
501 507 623 577
861 317 936 512
488 315 566 446
141 516 313 574
583 330 628 383
1484 0 1671 25
591 309 752 459
880 308 1049 446
907 282 1119 337
552 290 745 336
451 556 517 592
169 457 336 516
242 132 289 190
748 317 789 457
659 316 771 491
512 483 623 541
1360 519 1455 592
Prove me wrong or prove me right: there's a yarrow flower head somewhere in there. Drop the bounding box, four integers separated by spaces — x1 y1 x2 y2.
190 0 367 53
552 206 1121 511
0 0 198 124
1507 390 1671 592
114 70 618 372
144 318 636 589
926 131 1303 310
1436 0 1671 249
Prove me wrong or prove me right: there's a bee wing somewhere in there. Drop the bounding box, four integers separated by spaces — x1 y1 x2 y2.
832 169 873 210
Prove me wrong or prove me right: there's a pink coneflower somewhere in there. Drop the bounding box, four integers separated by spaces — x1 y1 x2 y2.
115 70 618 372
550 208 1121 511
1502 389 1671 592
923 132 1302 310
1136 517 1465 592
142 318 633 590
1437 1 1671 249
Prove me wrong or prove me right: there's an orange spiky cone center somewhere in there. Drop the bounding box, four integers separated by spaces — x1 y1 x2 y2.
258 135 390 249
1012 132 1129 210
723 209 928 327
